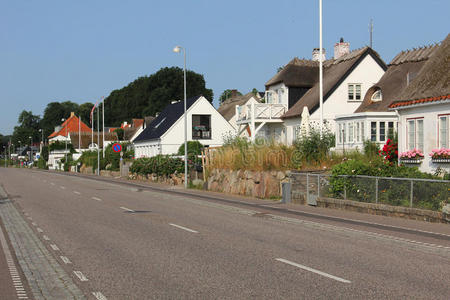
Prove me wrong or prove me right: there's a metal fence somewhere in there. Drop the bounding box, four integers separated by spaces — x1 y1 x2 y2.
289 172 450 211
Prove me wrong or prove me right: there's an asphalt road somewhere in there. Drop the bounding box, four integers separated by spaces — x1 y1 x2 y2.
0 168 449 299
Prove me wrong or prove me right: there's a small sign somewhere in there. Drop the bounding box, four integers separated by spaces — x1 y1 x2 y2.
112 143 122 153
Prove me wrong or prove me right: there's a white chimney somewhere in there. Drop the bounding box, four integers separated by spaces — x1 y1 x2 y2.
334 37 350 59
312 48 326 61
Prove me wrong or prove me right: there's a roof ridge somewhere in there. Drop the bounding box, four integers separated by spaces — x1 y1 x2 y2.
389 43 439 65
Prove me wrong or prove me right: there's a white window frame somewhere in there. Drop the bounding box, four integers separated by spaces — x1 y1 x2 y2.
438 115 449 148
370 121 377 142
407 118 424 151
348 83 362 101
379 122 386 142
348 122 354 143
371 89 382 102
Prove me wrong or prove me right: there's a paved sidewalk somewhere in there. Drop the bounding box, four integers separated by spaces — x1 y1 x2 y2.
0 186 85 300
0 223 18 300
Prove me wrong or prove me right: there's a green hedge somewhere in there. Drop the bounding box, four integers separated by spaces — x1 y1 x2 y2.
130 155 184 176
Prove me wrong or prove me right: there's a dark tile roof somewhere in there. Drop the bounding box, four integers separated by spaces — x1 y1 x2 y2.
217 92 261 121
282 47 387 119
133 96 201 142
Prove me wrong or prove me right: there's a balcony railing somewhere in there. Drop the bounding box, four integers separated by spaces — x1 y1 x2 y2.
236 103 287 123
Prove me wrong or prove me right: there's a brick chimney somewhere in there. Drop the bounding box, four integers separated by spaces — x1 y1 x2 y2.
230 89 238 98
70 112 75 117
334 37 350 59
312 48 326 61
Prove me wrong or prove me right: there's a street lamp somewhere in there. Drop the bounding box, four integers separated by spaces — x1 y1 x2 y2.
173 45 188 189
29 136 32 163
3 146 6 168
62 118 67 169
39 129 44 153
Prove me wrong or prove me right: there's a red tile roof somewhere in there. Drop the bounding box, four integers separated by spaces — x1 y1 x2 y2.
48 114 92 138
389 94 450 109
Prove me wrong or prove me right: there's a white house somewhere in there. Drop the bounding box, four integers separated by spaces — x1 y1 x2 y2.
133 96 235 158
235 38 387 144
389 34 450 173
217 91 261 136
334 43 440 152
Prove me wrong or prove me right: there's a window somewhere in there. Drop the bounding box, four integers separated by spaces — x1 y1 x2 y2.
379 122 386 142
348 122 354 142
371 122 377 142
192 115 211 139
439 116 448 148
388 122 394 139
356 122 360 142
371 89 382 102
361 122 365 141
348 84 362 101
407 118 424 150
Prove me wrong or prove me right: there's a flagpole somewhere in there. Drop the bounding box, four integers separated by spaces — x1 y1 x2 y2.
102 97 105 158
78 115 81 152
319 0 324 137
97 103 100 176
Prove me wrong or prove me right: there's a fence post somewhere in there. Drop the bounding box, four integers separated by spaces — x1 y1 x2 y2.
306 173 309 204
317 174 320 198
410 180 414 208
375 177 379 204
344 180 347 200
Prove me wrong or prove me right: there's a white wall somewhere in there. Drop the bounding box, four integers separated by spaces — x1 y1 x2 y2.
397 102 450 173
266 83 288 105
134 96 235 158
284 54 385 145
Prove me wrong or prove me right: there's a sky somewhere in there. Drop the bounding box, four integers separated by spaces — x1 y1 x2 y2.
0 0 449 135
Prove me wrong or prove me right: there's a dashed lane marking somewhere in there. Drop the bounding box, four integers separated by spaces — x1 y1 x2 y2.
73 271 89 282
169 223 199 233
60 256 72 264
43 235 50 241
92 291 108 300
50 244 60 251
120 206 135 213
60 186 66 189
92 197 102 201
276 258 351 284
36 228 43 233
73 191 81 195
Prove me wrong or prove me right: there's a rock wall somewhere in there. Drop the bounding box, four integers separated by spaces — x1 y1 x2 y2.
128 173 185 186
207 169 289 198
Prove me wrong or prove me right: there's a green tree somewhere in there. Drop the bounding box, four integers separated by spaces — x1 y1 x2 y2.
219 89 242 104
104 67 213 126
11 110 41 146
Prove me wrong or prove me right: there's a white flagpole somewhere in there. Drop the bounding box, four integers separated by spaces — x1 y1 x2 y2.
97 103 100 175
102 97 105 158
78 115 81 152
319 0 324 137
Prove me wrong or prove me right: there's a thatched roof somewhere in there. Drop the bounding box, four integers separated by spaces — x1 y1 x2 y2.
69 132 118 149
355 44 439 113
217 92 261 121
282 47 387 119
395 34 450 102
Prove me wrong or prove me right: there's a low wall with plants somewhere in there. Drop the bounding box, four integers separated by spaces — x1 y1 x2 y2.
129 155 185 185
207 168 289 199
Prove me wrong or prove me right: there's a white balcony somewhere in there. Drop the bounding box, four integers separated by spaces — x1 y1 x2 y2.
235 103 287 124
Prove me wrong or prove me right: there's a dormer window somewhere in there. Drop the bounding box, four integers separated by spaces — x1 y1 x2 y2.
371 89 382 102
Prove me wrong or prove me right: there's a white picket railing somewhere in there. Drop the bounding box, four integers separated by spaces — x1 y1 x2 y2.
236 103 287 122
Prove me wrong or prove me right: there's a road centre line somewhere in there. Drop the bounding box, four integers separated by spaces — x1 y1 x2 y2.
50 244 60 251
60 256 72 264
120 206 135 212
275 258 351 283
43 235 50 241
92 291 108 300
169 223 199 233
36 228 43 233
60 186 66 189
50 182 55 186
73 191 81 195
73 271 89 282
92 197 102 201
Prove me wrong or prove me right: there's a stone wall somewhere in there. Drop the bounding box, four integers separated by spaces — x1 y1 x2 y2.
207 169 289 198
128 173 185 186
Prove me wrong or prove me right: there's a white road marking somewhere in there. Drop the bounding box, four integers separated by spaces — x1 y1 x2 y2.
43 235 50 241
92 197 102 201
50 244 60 251
26 217 32 220
60 186 66 189
92 291 108 300
169 223 198 233
31 222 37 227
37 228 43 233
60 256 72 264
73 271 89 282
120 206 135 213
50 182 55 186
276 258 351 283
73 191 81 195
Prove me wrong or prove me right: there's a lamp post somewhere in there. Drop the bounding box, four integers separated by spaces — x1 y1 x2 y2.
62 118 67 169
29 136 32 164
39 129 43 153
173 45 188 189
3 146 6 168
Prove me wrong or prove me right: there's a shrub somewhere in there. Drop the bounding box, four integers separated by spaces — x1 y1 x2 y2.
293 127 335 164
177 141 203 156
130 155 184 176
378 138 398 164
363 139 379 157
